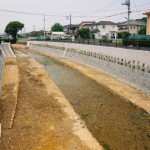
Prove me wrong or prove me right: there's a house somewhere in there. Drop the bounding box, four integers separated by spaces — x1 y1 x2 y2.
50 32 67 40
117 20 145 35
63 24 79 36
78 21 95 31
92 21 118 39
144 11 150 35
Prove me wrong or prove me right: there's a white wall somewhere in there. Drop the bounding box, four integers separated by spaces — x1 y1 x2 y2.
29 41 150 66
30 44 150 95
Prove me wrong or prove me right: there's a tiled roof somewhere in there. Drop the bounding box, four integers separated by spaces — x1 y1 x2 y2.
63 24 79 29
118 20 145 26
79 21 96 27
93 21 116 25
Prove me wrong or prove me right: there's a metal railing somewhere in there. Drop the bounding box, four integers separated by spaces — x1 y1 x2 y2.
34 38 150 51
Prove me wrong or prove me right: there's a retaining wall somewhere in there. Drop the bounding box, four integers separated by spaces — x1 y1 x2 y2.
30 42 150 95
0 48 5 96
0 42 16 96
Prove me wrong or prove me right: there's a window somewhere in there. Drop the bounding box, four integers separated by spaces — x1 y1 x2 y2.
112 26 115 29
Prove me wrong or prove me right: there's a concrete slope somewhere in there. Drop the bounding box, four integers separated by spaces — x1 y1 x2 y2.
0 43 15 58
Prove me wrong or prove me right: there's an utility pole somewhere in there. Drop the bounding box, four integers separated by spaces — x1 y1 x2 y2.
66 14 72 38
69 14 72 38
43 14 46 39
122 0 131 33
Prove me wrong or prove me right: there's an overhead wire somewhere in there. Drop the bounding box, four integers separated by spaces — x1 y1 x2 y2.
0 2 149 20
132 0 143 18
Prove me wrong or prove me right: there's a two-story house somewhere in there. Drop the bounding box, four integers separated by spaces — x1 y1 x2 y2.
117 20 145 35
92 21 118 39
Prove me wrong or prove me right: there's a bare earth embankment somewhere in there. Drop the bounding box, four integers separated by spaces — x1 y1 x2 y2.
0 49 102 150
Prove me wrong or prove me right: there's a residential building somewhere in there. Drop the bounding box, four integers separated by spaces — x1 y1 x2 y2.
92 21 118 39
50 32 67 40
117 20 145 35
144 11 150 35
63 24 79 36
78 21 95 30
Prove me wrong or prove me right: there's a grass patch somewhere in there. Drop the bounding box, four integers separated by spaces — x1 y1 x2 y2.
103 144 111 150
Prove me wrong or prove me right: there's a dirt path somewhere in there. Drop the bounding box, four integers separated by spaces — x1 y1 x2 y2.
18 48 150 150
0 51 102 150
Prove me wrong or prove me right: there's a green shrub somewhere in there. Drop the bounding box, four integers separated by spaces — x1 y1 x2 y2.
125 38 150 47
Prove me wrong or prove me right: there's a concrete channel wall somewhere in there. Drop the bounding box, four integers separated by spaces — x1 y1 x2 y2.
29 41 150 95
0 48 5 96
0 43 16 96
0 56 4 96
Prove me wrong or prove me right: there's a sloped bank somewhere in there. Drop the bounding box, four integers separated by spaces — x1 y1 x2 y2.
0 57 19 129
1 46 102 150
29 44 150 114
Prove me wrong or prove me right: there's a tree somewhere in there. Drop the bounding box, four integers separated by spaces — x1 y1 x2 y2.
138 26 146 35
77 28 90 39
91 33 95 40
118 31 131 39
30 31 42 37
136 17 147 23
51 23 63 32
122 32 131 46
5 21 24 41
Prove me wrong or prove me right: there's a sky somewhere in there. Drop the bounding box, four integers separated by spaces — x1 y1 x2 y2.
0 0 150 34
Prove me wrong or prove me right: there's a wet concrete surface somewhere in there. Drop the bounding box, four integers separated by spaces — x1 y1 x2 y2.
20 49 150 150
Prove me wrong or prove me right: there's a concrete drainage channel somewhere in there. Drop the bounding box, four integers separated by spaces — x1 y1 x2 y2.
20 49 150 150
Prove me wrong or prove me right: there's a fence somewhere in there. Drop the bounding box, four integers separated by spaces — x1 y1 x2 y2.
34 38 150 51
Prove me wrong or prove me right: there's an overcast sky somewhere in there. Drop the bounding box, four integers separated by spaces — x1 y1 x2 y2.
0 0 150 34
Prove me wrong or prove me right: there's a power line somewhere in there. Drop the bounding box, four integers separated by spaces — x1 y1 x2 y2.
0 9 43 16
0 8 127 18
95 11 128 20
47 2 150 14
0 9 68 17
71 2 150 14
0 1 150 16
132 0 143 18
50 2 150 14
0 8 149 21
